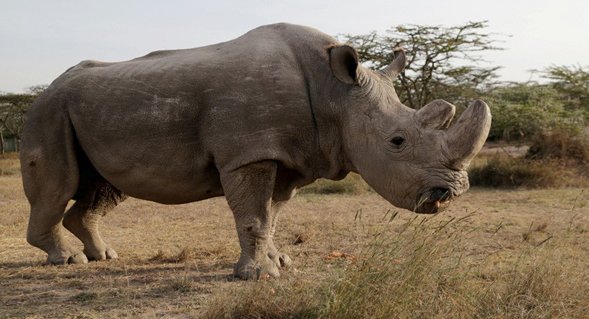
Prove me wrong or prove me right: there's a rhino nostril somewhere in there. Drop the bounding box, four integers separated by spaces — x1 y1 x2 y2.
430 187 451 202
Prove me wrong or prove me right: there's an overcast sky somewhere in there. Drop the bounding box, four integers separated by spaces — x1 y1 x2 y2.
1 0 588 93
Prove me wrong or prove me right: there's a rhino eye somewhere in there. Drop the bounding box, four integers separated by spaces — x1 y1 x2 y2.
390 136 405 147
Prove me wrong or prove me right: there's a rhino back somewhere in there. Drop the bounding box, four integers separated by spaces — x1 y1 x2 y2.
38 23 339 203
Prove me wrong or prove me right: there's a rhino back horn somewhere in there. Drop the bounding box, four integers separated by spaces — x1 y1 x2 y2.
415 99 456 129
447 100 492 169
381 48 406 78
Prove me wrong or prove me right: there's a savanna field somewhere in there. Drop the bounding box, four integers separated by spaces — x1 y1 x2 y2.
1 150 588 319
1 2 589 317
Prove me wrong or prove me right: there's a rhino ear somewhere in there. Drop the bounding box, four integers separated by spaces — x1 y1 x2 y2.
329 45 359 85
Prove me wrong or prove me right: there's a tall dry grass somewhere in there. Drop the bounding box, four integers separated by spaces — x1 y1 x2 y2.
202 212 589 319
526 127 589 165
0 152 20 176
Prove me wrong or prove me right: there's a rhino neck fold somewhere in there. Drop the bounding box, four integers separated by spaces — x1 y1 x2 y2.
291 45 355 182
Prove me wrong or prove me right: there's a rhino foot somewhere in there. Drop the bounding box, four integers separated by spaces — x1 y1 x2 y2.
84 246 118 261
44 247 117 265
234 254 281 280
45 251 89 265
233 248 292 280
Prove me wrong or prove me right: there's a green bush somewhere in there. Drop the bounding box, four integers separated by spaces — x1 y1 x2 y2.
484 84 582 141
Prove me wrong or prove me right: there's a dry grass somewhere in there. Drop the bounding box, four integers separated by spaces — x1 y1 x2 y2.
526 127 589 165
1 156 588 318
0 152 20 176
468 155 589 188
202 207 589 319
299 173 372 195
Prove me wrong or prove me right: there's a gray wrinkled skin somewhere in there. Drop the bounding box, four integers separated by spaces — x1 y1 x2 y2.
20 23 491 280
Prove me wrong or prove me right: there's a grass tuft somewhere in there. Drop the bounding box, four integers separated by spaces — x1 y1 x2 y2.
321 215 476 318
72 291 98 303
202 279 325 319
148 247 197 263
168 275 194 293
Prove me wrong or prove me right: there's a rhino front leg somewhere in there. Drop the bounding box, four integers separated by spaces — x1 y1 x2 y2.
221 161 288 280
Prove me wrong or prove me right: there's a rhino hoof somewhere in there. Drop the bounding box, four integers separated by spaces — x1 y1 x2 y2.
278 253 292 268
105 247 118 260
85 247 118 261
67 253 89 264
268 249 292 268
45 251 88 265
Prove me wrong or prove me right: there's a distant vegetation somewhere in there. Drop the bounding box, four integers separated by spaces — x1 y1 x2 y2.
340 21 588 139
470 127 589 188
0 85 46 153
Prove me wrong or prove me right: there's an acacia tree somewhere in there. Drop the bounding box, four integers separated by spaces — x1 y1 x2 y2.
339 21 502 109
542 65 589 113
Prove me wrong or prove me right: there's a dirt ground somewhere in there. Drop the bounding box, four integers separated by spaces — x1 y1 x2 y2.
1 159 588 317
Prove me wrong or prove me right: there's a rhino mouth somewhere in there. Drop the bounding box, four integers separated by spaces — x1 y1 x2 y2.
415 187 452 214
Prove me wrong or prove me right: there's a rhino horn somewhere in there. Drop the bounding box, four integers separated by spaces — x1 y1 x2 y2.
415 99 456 129
446 100 492 169
381 48 406 78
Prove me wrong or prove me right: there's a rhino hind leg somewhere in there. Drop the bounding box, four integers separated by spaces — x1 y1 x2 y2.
267 196 294 268
266 164 305 269
21 113 86 264
221 161 296 280
63 177 127 261
26 201 88 265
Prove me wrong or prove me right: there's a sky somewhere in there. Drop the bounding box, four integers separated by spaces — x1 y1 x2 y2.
1 0 588 93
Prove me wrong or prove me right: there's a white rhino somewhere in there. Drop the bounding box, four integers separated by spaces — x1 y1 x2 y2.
20 23 491 279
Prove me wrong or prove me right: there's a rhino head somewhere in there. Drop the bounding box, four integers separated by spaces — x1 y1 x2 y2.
330 45 491 214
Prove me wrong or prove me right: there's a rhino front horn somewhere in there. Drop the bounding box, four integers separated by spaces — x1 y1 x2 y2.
447 99 492 169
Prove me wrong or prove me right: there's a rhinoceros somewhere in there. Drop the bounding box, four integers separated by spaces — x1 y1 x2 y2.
20 23 491 279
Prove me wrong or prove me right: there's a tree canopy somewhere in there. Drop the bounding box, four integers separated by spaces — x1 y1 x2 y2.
542 65 589 112
339 21 502 109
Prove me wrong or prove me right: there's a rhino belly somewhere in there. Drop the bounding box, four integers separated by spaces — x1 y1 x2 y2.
79 137 222 204
69 98 222 204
